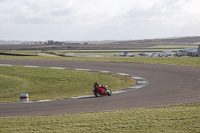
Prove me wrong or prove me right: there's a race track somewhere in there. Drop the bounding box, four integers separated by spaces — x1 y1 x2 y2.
0 59 200 117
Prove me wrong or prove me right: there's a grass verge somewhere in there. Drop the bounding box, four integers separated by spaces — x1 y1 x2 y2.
1 55 200 67
0 103 199 132
149 45 198 48
0 66 136 102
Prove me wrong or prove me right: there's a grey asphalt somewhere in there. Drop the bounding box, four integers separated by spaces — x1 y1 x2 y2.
0 59 200 117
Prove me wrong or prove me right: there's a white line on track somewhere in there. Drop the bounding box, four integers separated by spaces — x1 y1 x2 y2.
129 85 143 89
112 90 126 94
132 77 143 80
0 64 13 66
117 73 129 76
37 100 53 102
137 81 147 84
24 65 39 68
71 95 95 99
75 69 91 71
49 67 66 69
99 71 110 73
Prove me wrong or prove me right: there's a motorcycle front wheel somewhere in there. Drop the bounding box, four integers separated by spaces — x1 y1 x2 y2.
107 89 112 96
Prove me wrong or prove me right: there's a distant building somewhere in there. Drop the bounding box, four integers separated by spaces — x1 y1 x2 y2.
198 44 200 56
67 42 80 45
179 48 198 57
46 40 64 45
84 42 88 45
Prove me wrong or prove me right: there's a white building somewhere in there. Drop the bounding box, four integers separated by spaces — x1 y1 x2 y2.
46 40 64 45
179 48 199 57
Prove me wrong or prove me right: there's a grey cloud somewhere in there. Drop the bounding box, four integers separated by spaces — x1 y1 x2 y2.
0 0 200 41
14 17 47 25
51 9 72 17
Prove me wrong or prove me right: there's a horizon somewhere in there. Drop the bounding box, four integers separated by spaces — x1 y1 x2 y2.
1 35 200 42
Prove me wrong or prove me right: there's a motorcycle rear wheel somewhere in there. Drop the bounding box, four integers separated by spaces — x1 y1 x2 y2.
94 91 101 97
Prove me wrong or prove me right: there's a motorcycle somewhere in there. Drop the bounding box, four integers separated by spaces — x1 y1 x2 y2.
93 85 112 97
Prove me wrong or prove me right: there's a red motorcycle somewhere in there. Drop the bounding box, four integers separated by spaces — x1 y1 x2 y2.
93 84 112 97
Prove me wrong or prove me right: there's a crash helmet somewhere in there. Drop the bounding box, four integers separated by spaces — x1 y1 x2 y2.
104 85 108 89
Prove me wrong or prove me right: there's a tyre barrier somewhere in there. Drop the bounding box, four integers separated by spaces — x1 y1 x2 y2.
20 94 29 101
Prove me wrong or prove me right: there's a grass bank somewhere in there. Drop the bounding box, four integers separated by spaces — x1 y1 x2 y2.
0 66 136 102
0 54 199 132
1 103 199 132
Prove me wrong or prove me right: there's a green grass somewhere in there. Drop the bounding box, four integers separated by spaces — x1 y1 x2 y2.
0 103 199 132
0 66 136 102
0 52 199 132
150 45 198 48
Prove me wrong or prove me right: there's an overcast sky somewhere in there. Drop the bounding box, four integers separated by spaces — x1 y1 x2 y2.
0 0 200 41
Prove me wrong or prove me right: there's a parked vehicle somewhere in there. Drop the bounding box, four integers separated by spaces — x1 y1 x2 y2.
120 52 135 57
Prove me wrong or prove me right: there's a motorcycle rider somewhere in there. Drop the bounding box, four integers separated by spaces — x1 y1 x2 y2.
93 82 99 91
103 85 108 92
93 82 107 92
